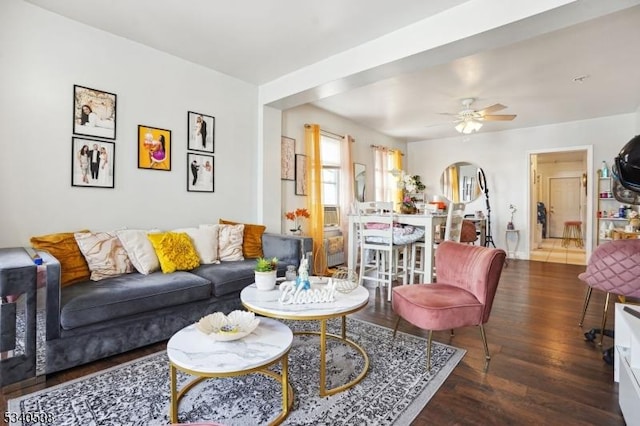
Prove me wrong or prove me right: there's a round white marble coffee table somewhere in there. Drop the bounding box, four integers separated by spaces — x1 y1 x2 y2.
241 281 369 397
167 317 293 425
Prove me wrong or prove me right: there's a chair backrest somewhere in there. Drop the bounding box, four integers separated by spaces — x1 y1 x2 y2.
435 241 506 323
460 220 479 243
444 202 466 242
578 239 640 297
355 201 394 252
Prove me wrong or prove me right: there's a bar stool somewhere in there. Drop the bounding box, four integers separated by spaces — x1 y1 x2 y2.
562 221 583 248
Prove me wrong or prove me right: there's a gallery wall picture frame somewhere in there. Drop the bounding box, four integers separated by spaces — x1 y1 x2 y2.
138 125 171 171
187 111 215 153
71 137 115 189
281 136 295 180
295 154 308 196
73 85 117 140
187 153 214 193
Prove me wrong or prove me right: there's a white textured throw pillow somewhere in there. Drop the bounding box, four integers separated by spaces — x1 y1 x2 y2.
174 226 219 264
74 231 134 281
216 224 244 261
116 229 160 274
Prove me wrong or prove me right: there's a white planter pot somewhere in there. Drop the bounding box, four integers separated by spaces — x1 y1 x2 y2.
255 270 277 291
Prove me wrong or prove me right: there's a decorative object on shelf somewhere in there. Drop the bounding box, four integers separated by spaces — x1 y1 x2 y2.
196 310 260 341
400 195 418 214
73 85 117 140
285 208 310 234
281 136 295 181
254 257 278 291
331 267 359 293
186 152 214 193
138 125 171 171
71 137 115 189
507 204 516 230
187 111 215 153
285 264 297 281
601 160 609 178
630 210 640 231
295 154 308 195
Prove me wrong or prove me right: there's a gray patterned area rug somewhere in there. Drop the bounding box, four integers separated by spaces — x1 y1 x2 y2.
9 317 464 426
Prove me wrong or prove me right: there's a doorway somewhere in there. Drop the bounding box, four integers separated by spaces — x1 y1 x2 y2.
528 148 590 265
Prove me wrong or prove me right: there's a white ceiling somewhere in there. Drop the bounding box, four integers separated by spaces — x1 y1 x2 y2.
26 0 640 142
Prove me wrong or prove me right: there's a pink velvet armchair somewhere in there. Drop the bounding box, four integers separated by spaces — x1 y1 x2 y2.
392 241 506 369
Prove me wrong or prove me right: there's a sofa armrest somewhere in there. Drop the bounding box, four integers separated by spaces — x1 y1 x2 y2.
37 251 62 341
262 233 313 274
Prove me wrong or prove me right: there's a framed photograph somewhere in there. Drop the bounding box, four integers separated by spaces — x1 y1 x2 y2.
73 85 117 140
138 125 171 171
295 154 308 196
187 111 215 153
71 137 115 188
281 136 295 180
187 153 214 192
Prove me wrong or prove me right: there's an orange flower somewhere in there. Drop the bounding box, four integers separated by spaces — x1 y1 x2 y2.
295 208 310 218
285 212 296 221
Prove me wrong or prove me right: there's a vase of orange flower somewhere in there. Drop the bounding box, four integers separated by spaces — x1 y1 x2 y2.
285 208 310 235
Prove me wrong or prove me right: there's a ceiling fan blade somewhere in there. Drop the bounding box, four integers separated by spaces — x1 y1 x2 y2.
477 103 506 115
481 114 517 121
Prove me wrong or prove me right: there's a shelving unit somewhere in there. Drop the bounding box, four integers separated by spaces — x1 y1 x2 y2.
597 177 627 245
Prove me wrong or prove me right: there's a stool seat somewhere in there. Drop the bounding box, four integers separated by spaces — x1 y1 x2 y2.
562 221 583 248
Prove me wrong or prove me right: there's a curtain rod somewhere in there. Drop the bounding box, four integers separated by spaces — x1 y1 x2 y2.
304 124 355 142
370 144 405 156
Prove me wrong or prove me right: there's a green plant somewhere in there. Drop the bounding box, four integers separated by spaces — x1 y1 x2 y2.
255 257 278 272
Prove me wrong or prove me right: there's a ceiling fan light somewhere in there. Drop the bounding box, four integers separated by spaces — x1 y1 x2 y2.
455 122 466 133
471 120 483 132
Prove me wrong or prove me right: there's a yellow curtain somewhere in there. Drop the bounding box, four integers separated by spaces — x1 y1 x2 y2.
339 135 354 261
392 150 403 211
304 124 327 275
449 165 460 203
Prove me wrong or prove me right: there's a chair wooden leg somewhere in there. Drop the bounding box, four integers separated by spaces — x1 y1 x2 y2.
578 286 593 327
392 316 401 338
450 329 455 337
427 330 433 370
479 324 490 360
598 292 611 347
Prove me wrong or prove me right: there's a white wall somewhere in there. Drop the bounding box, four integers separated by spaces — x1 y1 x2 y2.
407 113 636 257
281 104 405 233
0 0 259 247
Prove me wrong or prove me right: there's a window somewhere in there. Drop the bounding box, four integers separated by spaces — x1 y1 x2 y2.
321 134 341 226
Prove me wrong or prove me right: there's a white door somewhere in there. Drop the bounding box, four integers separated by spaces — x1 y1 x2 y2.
548 177 581 238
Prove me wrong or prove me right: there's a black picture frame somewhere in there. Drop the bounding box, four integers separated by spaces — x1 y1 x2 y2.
71 137 115 188
73 85 117 140
295 154 307 196
187 153 214 192
138 125 172 171
187 111 215 153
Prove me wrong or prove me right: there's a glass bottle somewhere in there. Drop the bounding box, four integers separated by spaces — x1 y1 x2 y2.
285 265 297 281
601 161 609 178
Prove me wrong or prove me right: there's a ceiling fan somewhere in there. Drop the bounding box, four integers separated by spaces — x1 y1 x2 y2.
444 98 517 134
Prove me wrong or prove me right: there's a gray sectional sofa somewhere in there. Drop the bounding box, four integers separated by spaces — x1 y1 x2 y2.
0 233 312 386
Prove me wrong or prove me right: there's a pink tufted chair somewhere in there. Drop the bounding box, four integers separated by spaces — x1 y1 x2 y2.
392 241 506 369
578 239 640 346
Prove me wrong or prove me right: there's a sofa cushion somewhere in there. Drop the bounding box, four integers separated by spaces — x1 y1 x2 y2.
74 231 134 281
219 219 266 258
191 260 256 297
30 230 91 287
216 224 244 261
60 271 212 330
148 232 201 273
116 229 161 274
173 227 219 264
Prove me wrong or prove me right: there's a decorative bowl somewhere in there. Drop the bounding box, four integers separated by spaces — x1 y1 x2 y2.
196 310 260 341
331 267 360 293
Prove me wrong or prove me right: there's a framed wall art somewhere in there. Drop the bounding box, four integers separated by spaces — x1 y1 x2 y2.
71 137 115 188
187 153 214 192
187 111 215 153
295 154 308 196
281 136 295 180
138 125 171 171
73 85 117 140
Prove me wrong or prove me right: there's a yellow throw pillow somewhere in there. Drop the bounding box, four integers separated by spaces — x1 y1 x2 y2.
147 232 201 273
30 230 91 287
219 219 266 258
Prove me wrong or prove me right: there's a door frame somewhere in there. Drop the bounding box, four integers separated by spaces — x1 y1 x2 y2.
526 145 593 261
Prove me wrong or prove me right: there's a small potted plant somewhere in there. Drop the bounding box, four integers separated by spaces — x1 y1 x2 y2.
254 257 278 291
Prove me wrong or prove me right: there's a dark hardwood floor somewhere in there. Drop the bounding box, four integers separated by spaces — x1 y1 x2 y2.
2 260 624 425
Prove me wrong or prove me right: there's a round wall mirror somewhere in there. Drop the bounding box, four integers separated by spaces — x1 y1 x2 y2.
440 162 482 203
